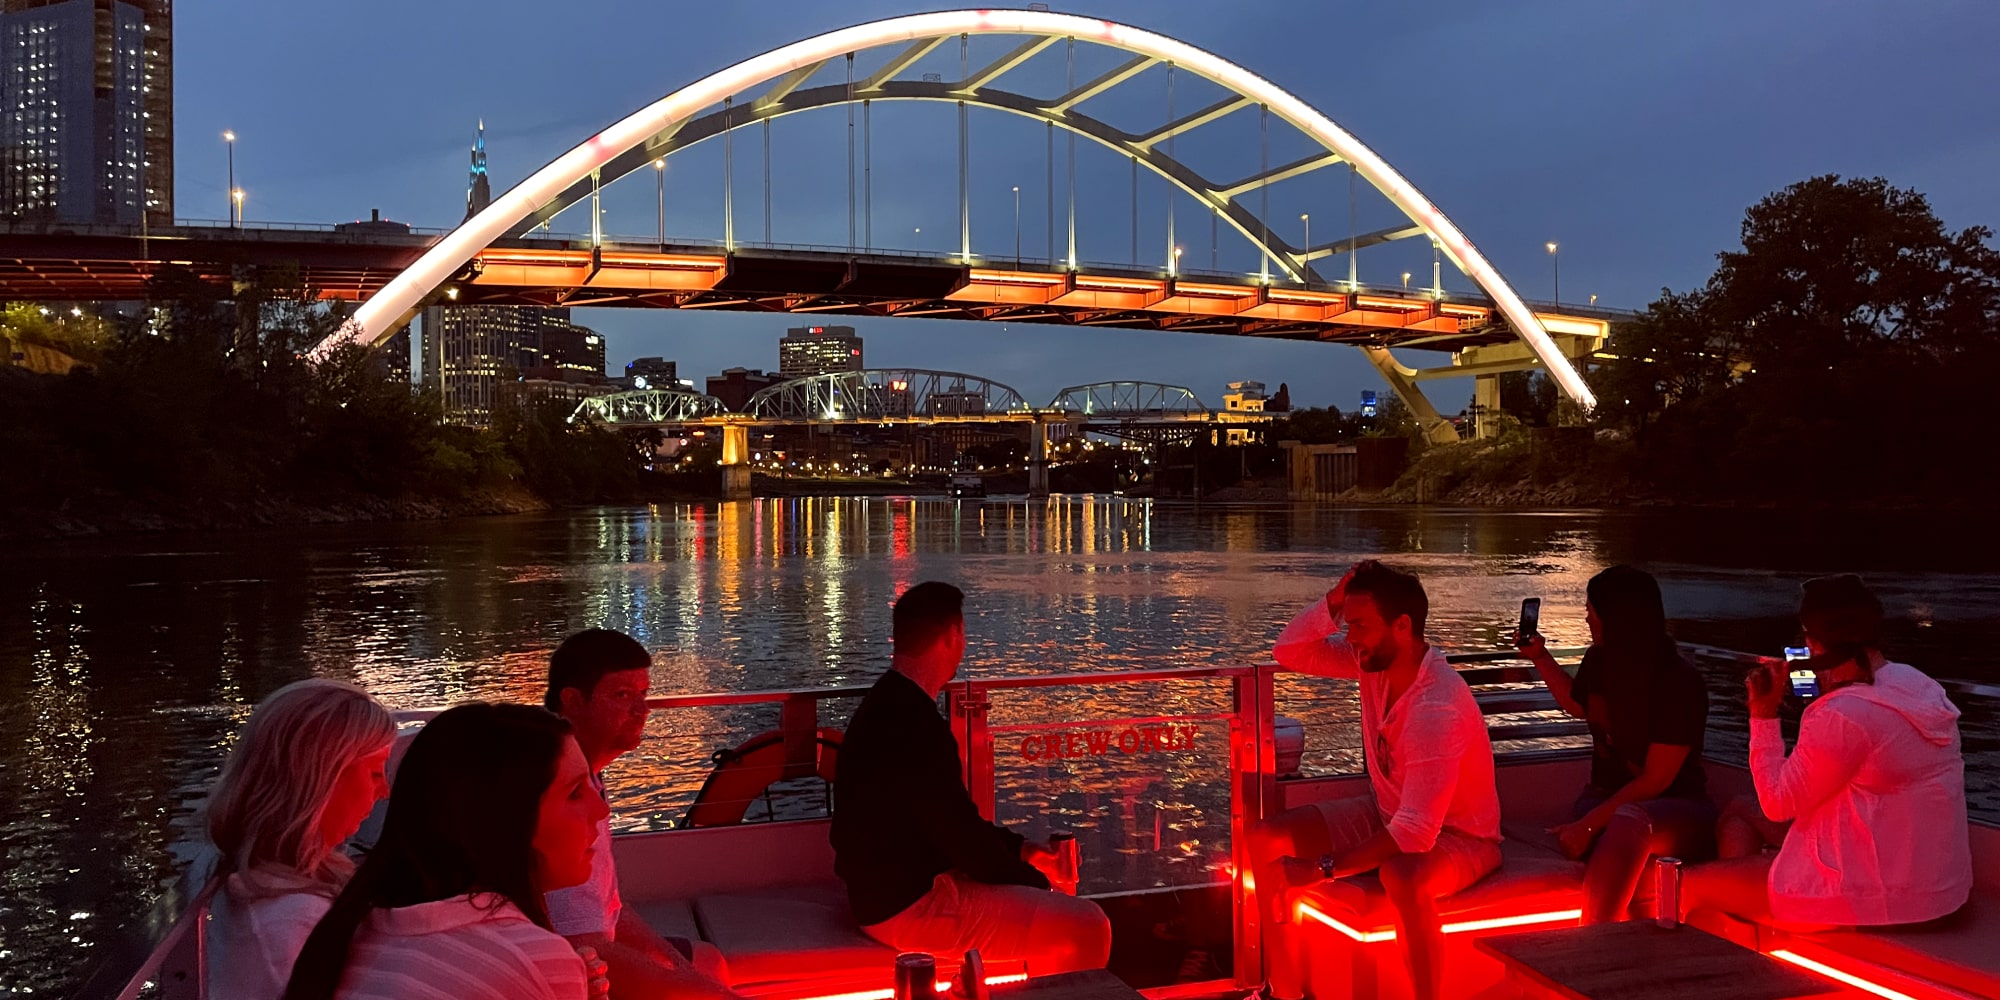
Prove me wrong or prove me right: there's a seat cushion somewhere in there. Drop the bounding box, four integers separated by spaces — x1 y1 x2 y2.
1296 836 1586 932
693 882 899 988
631 896 704 945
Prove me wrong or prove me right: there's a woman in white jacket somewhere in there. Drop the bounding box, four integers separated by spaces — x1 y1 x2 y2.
1684 575 1971 929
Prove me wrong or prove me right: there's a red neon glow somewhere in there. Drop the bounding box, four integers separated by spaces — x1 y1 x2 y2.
797 973 1030 1000
1295 901 1581 944
1770 950 1928 1000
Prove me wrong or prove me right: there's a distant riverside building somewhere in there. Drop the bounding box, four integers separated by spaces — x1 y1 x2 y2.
1223 381 1267 445
707 366 780 412
334 208 412 236
626 356 677 385
0 0 172 226
778 324 862 377
507 365 617 413
420 304 605 426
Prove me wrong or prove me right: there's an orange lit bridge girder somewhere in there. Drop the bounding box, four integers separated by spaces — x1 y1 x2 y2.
459 243 1558 353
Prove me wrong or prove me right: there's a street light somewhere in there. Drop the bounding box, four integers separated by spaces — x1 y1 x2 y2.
1590 293 1598 307
1012 186 1021 267
1546 241 1560 307
1402 271 1412 291
1299 213 1310 279
223 130 236 227
1172 246 1183 277
653 159 666 249
232 188 245 226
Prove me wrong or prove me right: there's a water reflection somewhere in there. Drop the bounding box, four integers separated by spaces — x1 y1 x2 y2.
2 499 1997 992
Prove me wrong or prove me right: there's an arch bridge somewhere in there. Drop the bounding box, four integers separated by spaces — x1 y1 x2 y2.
308 9 1604 445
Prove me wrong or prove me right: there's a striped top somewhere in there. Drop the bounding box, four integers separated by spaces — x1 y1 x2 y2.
330 893 587 1000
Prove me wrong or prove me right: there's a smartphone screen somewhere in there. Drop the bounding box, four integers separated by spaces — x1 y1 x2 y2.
1784 646 1817 699
1518 598 1541 641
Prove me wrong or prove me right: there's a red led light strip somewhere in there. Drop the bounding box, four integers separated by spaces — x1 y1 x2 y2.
1294 901 1582 944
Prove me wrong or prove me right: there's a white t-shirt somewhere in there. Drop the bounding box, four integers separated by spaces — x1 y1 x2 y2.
1273 598 1502 851
205 868 335 1000
333 893 588 1000
544 770 622 938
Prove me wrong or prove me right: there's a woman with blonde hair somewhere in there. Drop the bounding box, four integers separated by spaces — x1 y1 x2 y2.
204 678 397 999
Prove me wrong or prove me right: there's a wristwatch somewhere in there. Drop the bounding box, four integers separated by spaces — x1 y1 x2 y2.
1319 854 1336 880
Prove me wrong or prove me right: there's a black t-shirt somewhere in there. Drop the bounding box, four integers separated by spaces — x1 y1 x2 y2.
1569 642 1708 799
830 670 1048 925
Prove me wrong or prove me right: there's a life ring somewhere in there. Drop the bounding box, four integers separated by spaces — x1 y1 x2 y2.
683 727 841 828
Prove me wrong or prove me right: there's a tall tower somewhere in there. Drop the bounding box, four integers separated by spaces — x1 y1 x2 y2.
0 0 173 225
465 119 490 221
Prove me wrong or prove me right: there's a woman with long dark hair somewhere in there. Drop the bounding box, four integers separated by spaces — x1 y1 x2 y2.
280 702 609 1000
1519 565 1716 923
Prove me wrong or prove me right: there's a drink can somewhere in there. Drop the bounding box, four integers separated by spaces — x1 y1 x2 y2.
895 953 936 1000
1050 832 1080 894
1655 857 1683 929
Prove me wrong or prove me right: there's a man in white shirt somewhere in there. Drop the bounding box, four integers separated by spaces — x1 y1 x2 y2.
546 629 739 1000
1248 561 1502 1000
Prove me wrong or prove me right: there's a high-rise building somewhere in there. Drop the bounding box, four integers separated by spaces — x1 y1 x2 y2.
420 304 605 426
778 324 862 377
464 120 489 220
626 356 676 382
0 0 171 225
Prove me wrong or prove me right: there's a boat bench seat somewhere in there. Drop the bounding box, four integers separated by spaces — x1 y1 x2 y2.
1699 895 2000 1000
634 882 903 998
1290 831 1586 937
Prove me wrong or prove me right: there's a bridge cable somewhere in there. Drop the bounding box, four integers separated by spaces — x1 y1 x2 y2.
1347 162 1358 289
846 53 856 250
1165 62 1176 274
724 96 735 250
958 34 970 263
1259 104 1269 283
763 118 773 245
1045 121 1054 266
1065 37 1076 270
865 99 873 250
1130 154 1138 265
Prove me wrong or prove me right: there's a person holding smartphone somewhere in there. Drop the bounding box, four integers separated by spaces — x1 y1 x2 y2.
1682 575 1971 929
1517 566 1716 924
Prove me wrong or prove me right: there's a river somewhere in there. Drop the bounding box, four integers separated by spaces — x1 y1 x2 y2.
3 498 1996 994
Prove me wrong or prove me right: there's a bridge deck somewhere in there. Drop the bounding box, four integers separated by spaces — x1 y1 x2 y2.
0 225 1618 353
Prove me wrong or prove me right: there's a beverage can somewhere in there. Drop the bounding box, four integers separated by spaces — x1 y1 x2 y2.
895 953 936 1000
1655 857 1683 929
1050 832 1080 894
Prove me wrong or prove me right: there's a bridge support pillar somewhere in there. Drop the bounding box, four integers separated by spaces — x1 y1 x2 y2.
1027 418 1051 497
720 422 753 500
1473 373 1502 440
1360 346 1462 446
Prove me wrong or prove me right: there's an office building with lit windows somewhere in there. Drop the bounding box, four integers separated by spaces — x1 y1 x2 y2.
0 0 172 225
778 325 862 377
420 304 606 427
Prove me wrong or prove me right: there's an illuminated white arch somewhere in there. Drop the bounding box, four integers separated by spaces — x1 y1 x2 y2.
329 10 1595 410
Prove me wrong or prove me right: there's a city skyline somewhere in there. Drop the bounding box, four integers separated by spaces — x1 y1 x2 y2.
174 0 2000 409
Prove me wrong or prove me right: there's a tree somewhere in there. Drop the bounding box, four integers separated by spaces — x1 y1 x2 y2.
1497 371 1559 427
1588 287 1737 436
1710 175 2000 373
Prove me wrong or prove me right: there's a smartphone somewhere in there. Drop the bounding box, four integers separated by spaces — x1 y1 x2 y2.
1784 646 1818 700
1518 598 1541 644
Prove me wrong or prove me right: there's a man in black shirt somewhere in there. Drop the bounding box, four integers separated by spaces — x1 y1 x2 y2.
832 582 1112 973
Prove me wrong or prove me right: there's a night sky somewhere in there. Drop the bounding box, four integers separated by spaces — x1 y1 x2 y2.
180 1 2000 410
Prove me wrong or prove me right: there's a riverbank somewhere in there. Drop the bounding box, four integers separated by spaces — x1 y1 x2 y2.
0 487 550 541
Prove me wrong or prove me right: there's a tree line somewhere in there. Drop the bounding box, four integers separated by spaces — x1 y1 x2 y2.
0 267 645 523
1268 176 2000 504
